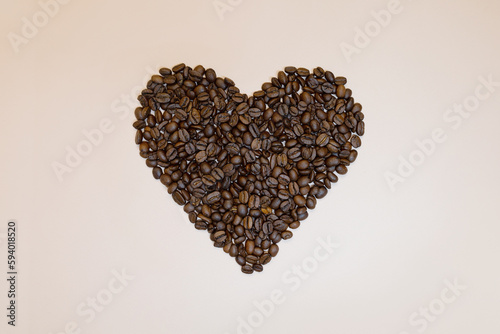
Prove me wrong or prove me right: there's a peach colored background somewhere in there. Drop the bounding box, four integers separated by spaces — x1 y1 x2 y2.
1 0 499 333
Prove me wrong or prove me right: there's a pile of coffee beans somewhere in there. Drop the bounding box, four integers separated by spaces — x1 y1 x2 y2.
133 64 364 274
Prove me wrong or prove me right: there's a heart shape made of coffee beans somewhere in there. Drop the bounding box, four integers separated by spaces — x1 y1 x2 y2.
133 64 364 274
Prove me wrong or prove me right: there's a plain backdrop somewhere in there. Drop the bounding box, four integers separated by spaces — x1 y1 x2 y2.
1 0 499 333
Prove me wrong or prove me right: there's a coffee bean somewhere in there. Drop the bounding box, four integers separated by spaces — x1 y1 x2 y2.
248 195 260 209
195 151 207 163
202 175 217 187
246 255 258 264
172 191 185 205
299 134 315 146
178 129 190 142
280 200 291 212
172 63 185 73
206 191 221 204
316 133 329 147
237 204 248 217
245 240 255 255
287 147 301 160
326 156 340 167
166 148 178 160
336 165 348 175
269 244 279 257
239 190 249 204
262 221 273 235
152 167 162 179
210 167 224 180
351 135 362 148
278 174 290 185
293 124 304 137
228 244 238 257
214 230 227 242
273 220 288 232
297 160 309 170
278 190 290 200
253 264 263 272
316 187 328 199
288 182 300 196
241 264 253 274
297 68 310 76
236 255 246 266
293 195 306 206
277 153 288 167
260 253 272 264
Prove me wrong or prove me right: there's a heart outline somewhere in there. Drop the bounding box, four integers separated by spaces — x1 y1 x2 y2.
133 64 364 274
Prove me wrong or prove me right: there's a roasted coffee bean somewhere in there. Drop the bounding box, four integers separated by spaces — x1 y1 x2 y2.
236 255 246 266
241 264 253 274
246 255 258 264
135 130 143 144
316 187 328 199
206 191 221 204
151 167 162 179
235 236 245 244
269 244 279 257
260 253 272 264
266 177 278 188
248 195 260 209
293 195 306 206
243 216 253 230
351 135 362 148
282 231 293 240
297 160 309 170
195 151 207 163
202 175 217 187
287 147 301 160
305 195 317 209
326 156 340 167
336 85 346 98
273 220 288 232
280 200 291 212
316 133 330 147
299 134 315 145
278 172 291 185
228 244 238 257
172 191 186 205
357 121 365 136
134 66 364 274
336 165 348 175
237 204 248 217
253 264 263 272
194 221 207 230
289 182 300 196
245 240 255 255
239 190 249 204
214 230 227 242
278 190 290 200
